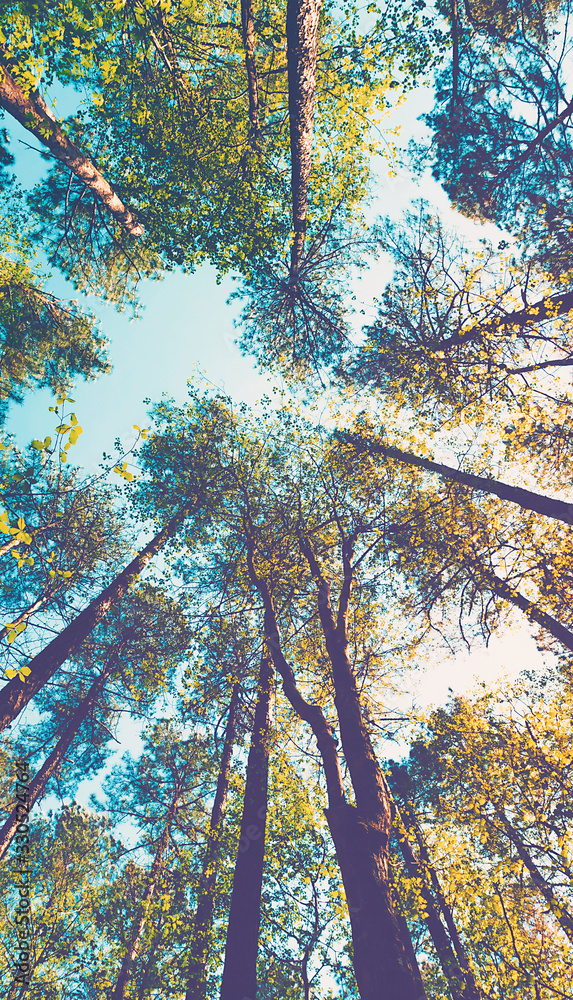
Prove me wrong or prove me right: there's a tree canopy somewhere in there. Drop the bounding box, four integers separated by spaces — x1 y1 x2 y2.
1 0 573 997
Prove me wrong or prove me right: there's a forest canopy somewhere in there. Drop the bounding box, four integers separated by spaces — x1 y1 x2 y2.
1 0 573 998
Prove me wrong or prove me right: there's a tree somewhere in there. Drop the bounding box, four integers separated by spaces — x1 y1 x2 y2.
185 679 240 1000
0 191 109 423
0 500 194 732
100 719 212 1000
0 804 119 999
424 0 573 264
343 205 573 423
135 390 427 999
393 671 573 997
0 583 189 860
220 654 273 1000
0 45 142 236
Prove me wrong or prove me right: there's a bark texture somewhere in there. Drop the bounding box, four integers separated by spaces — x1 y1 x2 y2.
0 50 143 236
287 0 323 275
185 682 240 1000
241 0 260 141
220 656 273 1000
0 504 192 733
0 651 121 861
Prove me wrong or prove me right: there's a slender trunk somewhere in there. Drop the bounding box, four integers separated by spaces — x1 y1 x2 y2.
482 566 573 654
287 0 323 276
110 821 172 1000
397 831 467 1000
299 532 425 1000
494 809 573 942
244 527 424 1000
0 651 121 861
406 813 482 996
0 593 50 642
185 682 240 1000
241 0 260 142
450 0 459 125
396 810 483 1000
137 939 158 1000
0 50 142 236
0 503 193 733
341 434 573 526
220 656 273 1000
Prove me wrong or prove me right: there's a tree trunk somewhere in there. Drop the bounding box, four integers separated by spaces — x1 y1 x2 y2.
185 682 240 1000
241 0 260 142
0 651 121 860
405 810 483 999
450 0 459 124
110 821 172 1000
219 656 273 1000
0 48 142 236
482 566 573 654
244 526 424 1000
494 808 573 943
0 503 192 734
0 593 51 643
324 803 425 1000
287 0 323 276
396 812 483 1000
300 533 426 1000
341 434 573 526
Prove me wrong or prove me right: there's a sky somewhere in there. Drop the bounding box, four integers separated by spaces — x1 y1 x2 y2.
4 76 506 468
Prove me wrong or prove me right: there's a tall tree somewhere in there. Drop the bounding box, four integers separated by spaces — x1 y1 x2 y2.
135 391 427 999
185 680 240 1000
220 654 273 1000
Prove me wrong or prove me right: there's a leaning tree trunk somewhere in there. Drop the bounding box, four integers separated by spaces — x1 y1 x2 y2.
493 808 573 943
0 650 122 860
287 0 323 277
185 682 240 1000
340 433 573 526
399 801 483 1000
244 526 424 1000
396 811 482 1000
0 503 193 734
0 48 142 235
109 818 173 1000
479 565 573 654
219 656 273 1000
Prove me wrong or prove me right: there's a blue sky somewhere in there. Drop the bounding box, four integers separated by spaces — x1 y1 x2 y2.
2 78 453 470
